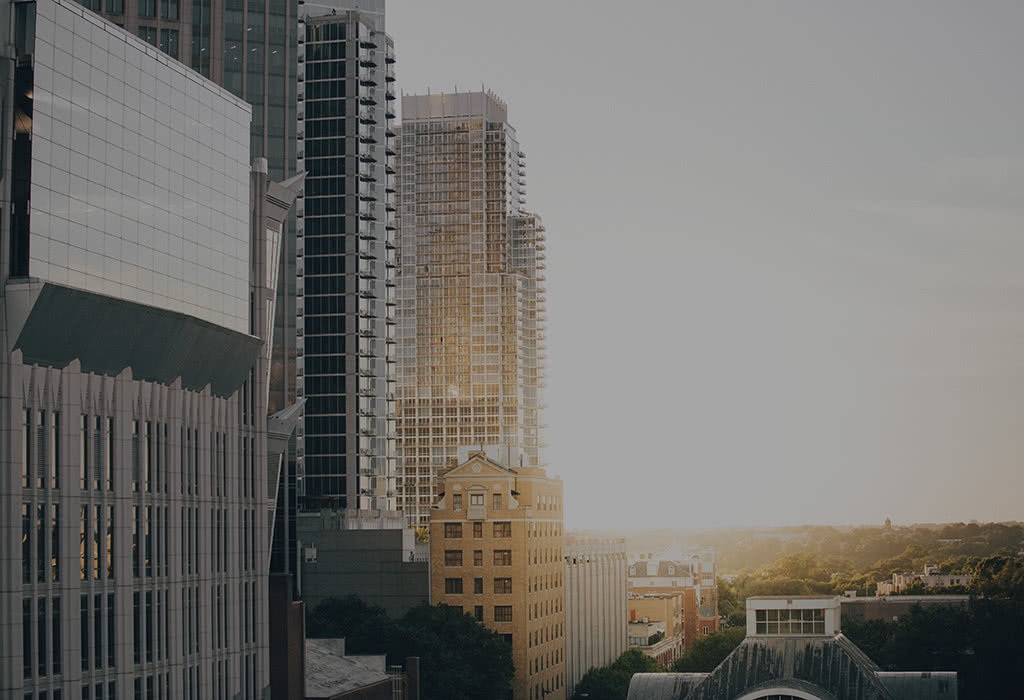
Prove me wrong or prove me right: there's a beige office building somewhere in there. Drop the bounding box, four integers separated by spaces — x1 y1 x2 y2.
395 90 547 527
564 539 627 697
429 451 565 700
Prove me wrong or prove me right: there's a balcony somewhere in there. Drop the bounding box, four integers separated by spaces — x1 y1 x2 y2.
359 53 377 67
358 109 375 124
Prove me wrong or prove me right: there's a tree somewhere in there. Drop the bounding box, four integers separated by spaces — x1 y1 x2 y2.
671 627 745 672
307 598 514 700
571 649 662 700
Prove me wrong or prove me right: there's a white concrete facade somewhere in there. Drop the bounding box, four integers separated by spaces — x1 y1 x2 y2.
564 538 626 697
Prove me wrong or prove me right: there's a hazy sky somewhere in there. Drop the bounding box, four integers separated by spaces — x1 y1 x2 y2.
387 1 1024 530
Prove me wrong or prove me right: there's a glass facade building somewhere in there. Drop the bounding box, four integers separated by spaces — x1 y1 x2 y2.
73 0 300 414
0 1 301 698
395 91 547 528
295 5 397 517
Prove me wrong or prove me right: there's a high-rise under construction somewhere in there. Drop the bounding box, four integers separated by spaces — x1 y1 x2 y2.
395 91 547 528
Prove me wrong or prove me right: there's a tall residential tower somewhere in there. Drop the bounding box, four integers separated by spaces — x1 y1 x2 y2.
396 91 547 527
295 3 398 521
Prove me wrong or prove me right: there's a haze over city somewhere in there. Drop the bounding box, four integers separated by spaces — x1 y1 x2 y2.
391 0 1024 530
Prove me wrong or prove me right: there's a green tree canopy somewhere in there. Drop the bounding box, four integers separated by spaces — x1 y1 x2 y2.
307 597 514 700
671 627 745 673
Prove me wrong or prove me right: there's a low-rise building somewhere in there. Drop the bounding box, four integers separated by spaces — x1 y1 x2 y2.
627 548 719 647
564 538 626 697
840 594 970 623
628 593 684 667
877 565 972 594
627 596 958 700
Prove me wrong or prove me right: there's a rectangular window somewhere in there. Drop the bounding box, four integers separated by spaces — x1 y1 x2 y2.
105 417 114 491
132 506 139 578
138 0 155 16
143 421 151 493
35 410 45 489
444 550 463 567
493 521 512 538
23 598 32 678
107 0 124 14
92 504 100 580
80 505 88 581
23 504 31 583
160 0 177 19
492 493 501 511
38 597 46 676
452 494 462 511
37 504 45 582
105 505 114 579
133 591 140 664
493 550 512 566
473 577 483 594
93 594 102 669
470 493 484 506
473 549 483 566
474 605 484 622
50 411 59 489
50 504 59 582
444 578 463 594
444 522 462 538
145 591 153 662
52 596 62 675
81 594 90 671
145 505 152 577
131 420 139 492
494 577 512 594
80 415 88 489
494 605 512 622
22 408 30 488
107 593 115 667
473 522 483 538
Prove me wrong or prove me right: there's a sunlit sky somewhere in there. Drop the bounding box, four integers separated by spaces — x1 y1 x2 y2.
387 1 1024 530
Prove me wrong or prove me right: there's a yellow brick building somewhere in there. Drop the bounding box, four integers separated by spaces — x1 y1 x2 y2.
430 451 566 700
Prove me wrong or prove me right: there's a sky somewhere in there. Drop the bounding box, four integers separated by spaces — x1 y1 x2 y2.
386 1 1024 530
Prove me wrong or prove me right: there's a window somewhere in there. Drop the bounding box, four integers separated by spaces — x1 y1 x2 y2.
473 550 483 566
444 522 462 538
470 493 484 506
754 608 825 635
492 493 502 510
474 577 483 594
160 0 177 19
494 577 512 594
107 0 124 15
493 550 511 566
159 29 178 59
452 494 462 511
138 26 157 47
472 522 483 538
474 606 483 622
444 550 462 567
494 606 512 622
444 578 463 594
493 521 511 538
138 0 155 16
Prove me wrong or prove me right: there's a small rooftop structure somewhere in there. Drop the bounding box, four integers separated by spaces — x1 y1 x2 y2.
304 639 390 700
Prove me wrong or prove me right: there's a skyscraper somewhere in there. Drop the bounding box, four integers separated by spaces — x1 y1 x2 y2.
76 0 302 417
396 90 547 528
0 2 300 698
295 2 398 521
